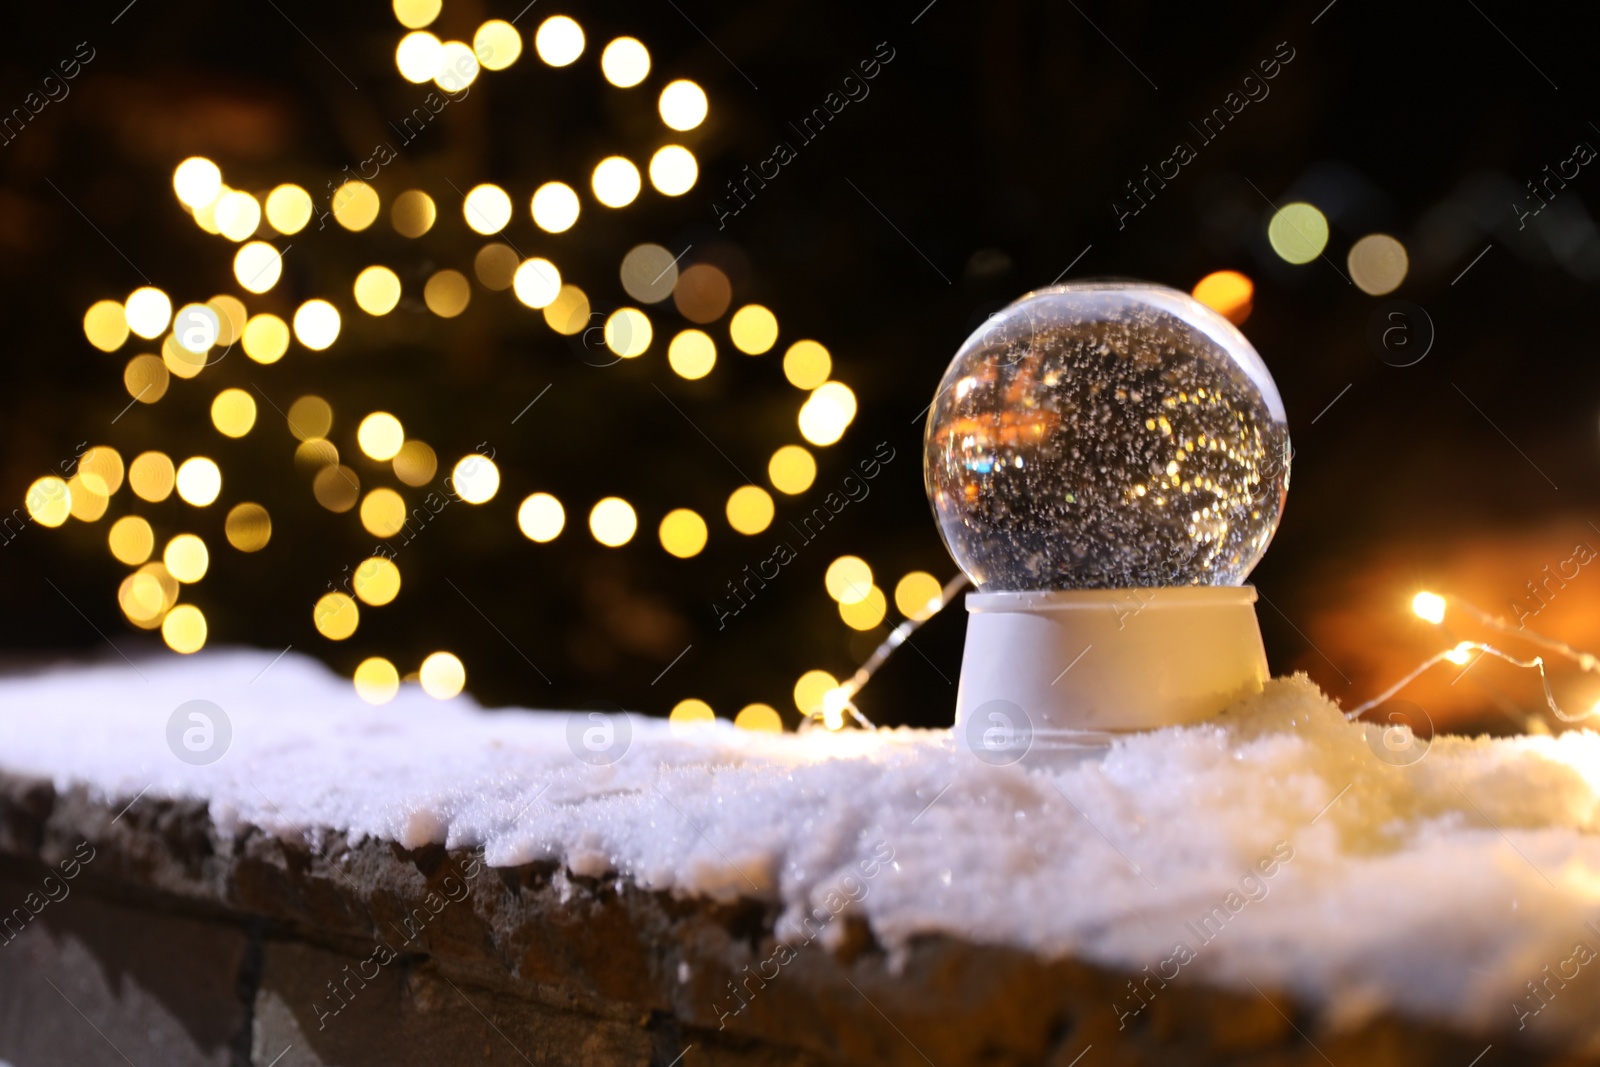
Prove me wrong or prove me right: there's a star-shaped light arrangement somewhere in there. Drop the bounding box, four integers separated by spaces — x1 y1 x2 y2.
22 0 946 732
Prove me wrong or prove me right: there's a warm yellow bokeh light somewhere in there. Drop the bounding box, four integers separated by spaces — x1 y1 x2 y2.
354 266 402 315
783 340 831 389
354 657 401 705
420 652 466 699
192 190 223 234
669 698 715 733
437 39 481 90
659 80 708 131
174 457 221 506
161 333 204 380
108 515 154 566
66 476 108 523
393 440 437 486
172 302 217 356
353 556 402 605
210 388 257 438
543 285 590 335
292 438 339 473
77 446 123 496
894 571 944 621
84 300 129 352
1191 270 1253 326
163 533 210 583
589 497 637 547
1268 202 1329 265
767 445 816 495
173 157 222 209
668 329 716 380
313 592 359 641
729 305 779 355
332 181 380 232
591 156 641 208
620 243 678 303
124 287 172 340
825 556 872 604
1412 591 1446 625
357 412 405 461
725 485 774 535
224 502 271 552
119 562 176 628
798 381 857 446
658 508 709 558
287 395 333 441
392 0 440 29
605 308 652 358
1445 641 1474 666
124 354 170 405
473 19 522 70
265 184 313 234
129 452 175 502
214 190 262 242
360 488 408 537
530 181 580 233
452 455 500 504
396 30 443 82
735 704 783 732
424 269 471 317
474 244 519 290
512 258 562 308
312 465 361 513
392 189 437 237
648 145 698 196
208 295 246 346
534 15 585 66
1349 233 1410 296
600 37 650 87
173 301 221 355
162 604 208 654
463 183 513 234
293 300 341 350
242 313 290 364
793 670 839 715
517 493 565 542
840 585 888 630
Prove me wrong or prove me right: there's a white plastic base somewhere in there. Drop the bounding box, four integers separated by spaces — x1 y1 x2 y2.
953 586 1268 766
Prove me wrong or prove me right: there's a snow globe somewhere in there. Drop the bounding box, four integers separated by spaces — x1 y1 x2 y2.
924 281 1290 763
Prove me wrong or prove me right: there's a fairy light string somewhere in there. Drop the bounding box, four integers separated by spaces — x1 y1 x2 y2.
805 572 970 731
1346 590 1600 724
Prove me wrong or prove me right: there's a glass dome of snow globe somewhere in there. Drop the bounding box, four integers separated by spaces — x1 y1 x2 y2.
924 280 1290 591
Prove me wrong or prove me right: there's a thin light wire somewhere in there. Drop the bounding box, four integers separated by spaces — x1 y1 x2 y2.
806 573 970 730
1347 592 1600 724
1344 641 1567 720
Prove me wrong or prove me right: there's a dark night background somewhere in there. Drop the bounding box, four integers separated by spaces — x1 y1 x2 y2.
3 0 1598 733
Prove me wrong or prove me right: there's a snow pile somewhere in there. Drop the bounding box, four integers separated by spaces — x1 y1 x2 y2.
4 649 1600 1041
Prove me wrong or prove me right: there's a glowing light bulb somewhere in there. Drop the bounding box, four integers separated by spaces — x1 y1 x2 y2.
591 156 641 208
534 16 584 66
1412 591 1447 625
173 157 222 209
420 652 465 699
821 688 850 731
530 182 580 233
659 79 707 130
601 37 650 87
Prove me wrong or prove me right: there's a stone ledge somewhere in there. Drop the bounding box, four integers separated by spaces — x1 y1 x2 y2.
0 772 1575 1067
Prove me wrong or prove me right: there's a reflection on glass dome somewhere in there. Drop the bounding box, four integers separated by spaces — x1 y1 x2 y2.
924 281 1290 590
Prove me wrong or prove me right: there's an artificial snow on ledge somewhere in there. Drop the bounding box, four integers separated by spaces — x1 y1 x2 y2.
3 650 1600 1044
